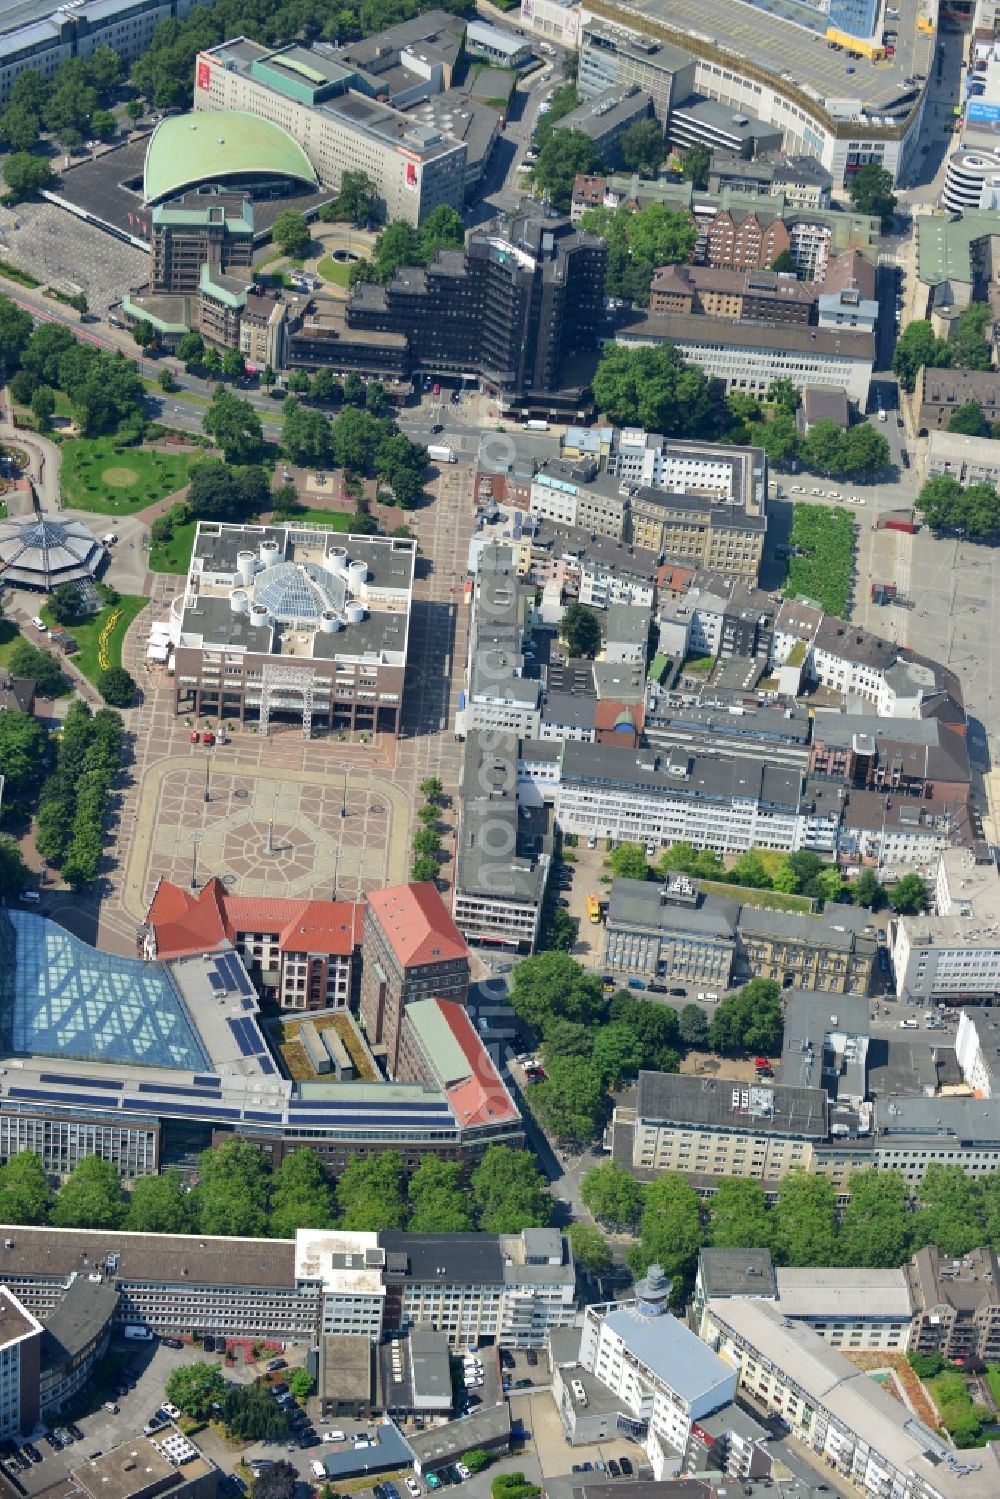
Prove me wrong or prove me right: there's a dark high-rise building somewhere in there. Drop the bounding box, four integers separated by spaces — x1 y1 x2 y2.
345 201 606 396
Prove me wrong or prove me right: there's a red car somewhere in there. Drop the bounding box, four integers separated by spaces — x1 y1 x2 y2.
432 383 440 395
203 730 215 746
189 730 200 743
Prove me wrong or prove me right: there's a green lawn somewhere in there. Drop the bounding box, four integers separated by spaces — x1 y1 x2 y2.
41 595 148 686
699 878 816 914
60 438 198 516
316 253 352 288
277 507 353 529
150 517 198 575
0 619 21 669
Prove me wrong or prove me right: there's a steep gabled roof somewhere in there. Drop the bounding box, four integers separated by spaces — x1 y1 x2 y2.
365 883 468 968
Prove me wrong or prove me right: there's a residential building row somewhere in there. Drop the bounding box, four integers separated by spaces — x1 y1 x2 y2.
0 1225 576 1348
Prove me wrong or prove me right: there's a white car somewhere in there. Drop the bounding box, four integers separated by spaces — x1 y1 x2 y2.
322 1431 345 1444
310 1463 327 1480
31 616 45 631
163 1404 181 1420
457 1466 472 1481
406 1480 421 1497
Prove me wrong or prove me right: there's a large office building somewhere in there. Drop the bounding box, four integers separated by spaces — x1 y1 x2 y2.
0 1287 41 1439
358 883 470 1077
616 311 874 405
892 848 1000 1003
0 905 514 1184
0 1226 576 1349
169 523 414 738
578 21 695 125
345 202 606 400
194 36 467 226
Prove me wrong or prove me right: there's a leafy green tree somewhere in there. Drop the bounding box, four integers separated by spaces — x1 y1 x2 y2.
841 423 890 476
608 993 681 1070
225 1386 290 1444
287 1369 314 1400
770 249 797 274
2 151 54 200
728 850 773 889
30 351 61 408
678 1003 708 1047
52 1155 126 1229
91 107 117 140
407 1157 473 1233
491 1476 540 1499
916 1163 985 1258
889 873 928 914
419 776 444 802
287 370 311 396
336 1150 407 1230
853 869 886 909
540 1017 594 1068
608 842 648 881
126 1169 193 1233
281 397 332 467
949 301 993 372
560 601 601 658
470 1145 552 1233
222 349 246 382
0 834 27 898
460 1451 492 1476
98 665 136 707
893 319 950 391
948 400 988 436
530 1056 605 1145
0 709 47 795
619 117 665 176
847 161 895 225
591 1023 645 1089
335 169 377 224
509 951 604 1034
197 1138 270 1238
158 367 176 393
707 979 783 1057
176 331 205 370
411 854 439 882
309 368 340 405
125 98 145 125
580 202 697 305
630 1171 701 1284
412 827 441 856
767 378 801 414
0 105 40 152
581 1160 644 1230
269 1148 333 1238
9 370 37 404
0 295 33 371
533 128 602 211
166 1362 227 1419
593 342 714 437
419 204 465 261
837 1169 912 1267
0 1151 49 1224
680 142 711 189
271 210 311 259
746 412 801 468
203 388 264 464
567 1221 612 1275
774 1170 838 1266
532 82 581 150
709 1178 773 1250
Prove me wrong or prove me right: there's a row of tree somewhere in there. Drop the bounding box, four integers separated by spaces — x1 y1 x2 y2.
34 699 123 888
583 1159 1000 1290
0 1139 554 1238
4 315 146 439
917 473 1000 542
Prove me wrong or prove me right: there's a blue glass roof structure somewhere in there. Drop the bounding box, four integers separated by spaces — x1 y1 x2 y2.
8 911 210 1072
254 562 347 622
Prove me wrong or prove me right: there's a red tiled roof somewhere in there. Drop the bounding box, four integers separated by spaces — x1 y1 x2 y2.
435 1000 520 1130
365 883 468 968
594 698 644 734
148 880 361 959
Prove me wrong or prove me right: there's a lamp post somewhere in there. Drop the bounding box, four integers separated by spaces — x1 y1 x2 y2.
190 831 202 890
204 754 211 804
341 764 349 820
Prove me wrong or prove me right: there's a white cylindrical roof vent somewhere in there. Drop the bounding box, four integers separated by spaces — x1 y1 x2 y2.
345 601 365 624
250 602 271 626
320 610 342 633
259 539 281 567
328 547 349 573
230 588 249 615
236 550 256 586
348 559 368 589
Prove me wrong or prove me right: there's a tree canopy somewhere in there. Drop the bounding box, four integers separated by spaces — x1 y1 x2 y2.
593 342 714 436
918 473 1000 541
580 202 698 306
532 129 602 212
707 979 783 1057
619 117 665 177
847 161 895 225
560 602 601 658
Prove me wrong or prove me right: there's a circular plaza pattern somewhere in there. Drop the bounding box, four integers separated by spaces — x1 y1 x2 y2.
122 756 411 920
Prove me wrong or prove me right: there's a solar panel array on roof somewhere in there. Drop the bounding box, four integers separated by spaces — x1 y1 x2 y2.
259 1057 275 1075
228 1017 256 1057
194 1075 220 1086
39 1073 124 1091
244 1109 282 1122
137 1081 222 1097
9 1086 122 1108
208 971 225 994
123 1098 242 1119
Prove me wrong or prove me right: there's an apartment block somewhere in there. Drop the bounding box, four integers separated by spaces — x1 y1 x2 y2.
917 366 1000 433
529 466 626 540
907 1245 1000 1364
702 1298 1000 1499
892 847 1000 1002
648 264 815 322
0 1287 41 1439
396 997 523 1144
195 38 467 226
556 86 655 168
466 543 540 737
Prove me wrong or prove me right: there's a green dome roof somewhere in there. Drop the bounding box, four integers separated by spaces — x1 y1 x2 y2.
144 111 317 203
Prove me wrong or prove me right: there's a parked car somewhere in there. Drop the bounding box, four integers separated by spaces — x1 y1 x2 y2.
68 1425 84 1442
265 1358 287 1372
526 1349 538 1366
620 1459 633 1476
160 1337 183 1350
608 1460 621 1478
513 1378 533 1389
406 1479 421 1497
322 1431 346 1443
24 1447 42 1466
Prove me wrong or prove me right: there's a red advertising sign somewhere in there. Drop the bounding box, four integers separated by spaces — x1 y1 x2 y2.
405 161 418 192
197 58 212 91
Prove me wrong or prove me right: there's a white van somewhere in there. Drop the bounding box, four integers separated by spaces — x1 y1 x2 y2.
124 1325 154 1340
310 1462 327 1479
697 991 719 1003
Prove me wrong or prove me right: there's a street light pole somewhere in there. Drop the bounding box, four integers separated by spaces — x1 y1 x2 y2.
341 764 349 820
204 755 211 804
190 831 202 890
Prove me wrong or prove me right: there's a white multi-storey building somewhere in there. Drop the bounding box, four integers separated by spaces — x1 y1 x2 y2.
892 848 1000 1002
